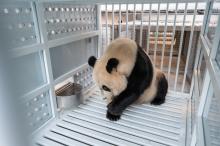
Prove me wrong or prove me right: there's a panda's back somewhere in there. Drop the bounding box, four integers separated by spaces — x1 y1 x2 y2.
136 68 166 104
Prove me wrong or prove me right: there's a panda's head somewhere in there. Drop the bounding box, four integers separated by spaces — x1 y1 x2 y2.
88 56 127 96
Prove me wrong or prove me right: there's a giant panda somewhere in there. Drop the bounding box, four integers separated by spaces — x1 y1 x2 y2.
88 37 168 121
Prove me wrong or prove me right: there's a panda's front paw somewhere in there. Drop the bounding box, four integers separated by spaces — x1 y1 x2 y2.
106 111 121 121
107 103 123 115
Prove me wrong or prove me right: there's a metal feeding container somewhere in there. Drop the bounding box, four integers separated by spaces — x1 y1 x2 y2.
56 82 82 110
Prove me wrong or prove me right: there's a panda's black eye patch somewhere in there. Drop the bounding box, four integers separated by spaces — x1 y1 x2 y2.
102 85 111 92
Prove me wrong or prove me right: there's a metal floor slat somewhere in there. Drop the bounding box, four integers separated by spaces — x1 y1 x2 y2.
80 100 182 129
84 99 181 134
88 98 182 124
34 90 188 146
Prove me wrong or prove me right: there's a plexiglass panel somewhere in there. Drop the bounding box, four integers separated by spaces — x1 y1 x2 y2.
11 51 47 96
216 43 220 68
205 1 220 46
24 91 52 132
203 83 220 146
50 37 97 79
197 51 206 95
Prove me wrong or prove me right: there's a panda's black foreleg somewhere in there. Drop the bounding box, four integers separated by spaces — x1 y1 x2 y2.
106 92 138 121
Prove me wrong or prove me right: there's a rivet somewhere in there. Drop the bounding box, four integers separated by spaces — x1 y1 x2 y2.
30 35 36 39
34 97 38 101
27 112 32 117
18 23 24 28
43 113 49 116
48 7 52 11
55 7 59 11
29 122 34 126
27 23 33 28
51 30 55 35
34 108 39 112
4 8 9 14
25 8 31 13
61 8 64 11
50 19 54 23
15 8 21 14
36 117 42 121
21 37 26 42
41 103 47 107
40 94 44 98
56 19 60 23
66 8 69 11
26 102 30 107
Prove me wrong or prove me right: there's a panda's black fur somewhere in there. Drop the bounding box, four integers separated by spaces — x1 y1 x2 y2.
88 38 168 121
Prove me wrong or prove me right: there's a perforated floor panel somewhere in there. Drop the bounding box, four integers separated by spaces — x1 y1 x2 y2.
33 89 188 146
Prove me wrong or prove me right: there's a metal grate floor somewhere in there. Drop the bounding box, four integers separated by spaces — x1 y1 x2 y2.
34 89 188 146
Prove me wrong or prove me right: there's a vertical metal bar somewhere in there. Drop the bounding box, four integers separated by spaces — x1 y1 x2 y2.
96 5 102 57
119 4 122 37
197 70 210 146
126 4 128 37
174 3 188 91
160 3 169 70
153 3 160 64
167 3 178 81
132 4 136 40
139 3 144 46
105 4 108 45
35 2 58 117
147 3 152 54
210 15 220 59
112 4 114 40
181 2 198 92
202 1 213 36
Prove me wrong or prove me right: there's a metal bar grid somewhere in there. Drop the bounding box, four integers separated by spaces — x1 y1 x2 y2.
174 3 188 91
181 2 198 92
112 4 115 40
167 3 178 82
139 3 144 46
119 4 122 37
34 88 188 146
146 3 152 54
126 4 129 37
132 4 136 40
105 4 108 45
160 3 169 70
153 3 161 64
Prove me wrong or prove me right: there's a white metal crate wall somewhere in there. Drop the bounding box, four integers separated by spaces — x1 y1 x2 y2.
43 3 97 40
24 91 52 132
0 2 38 49
3 1 99 132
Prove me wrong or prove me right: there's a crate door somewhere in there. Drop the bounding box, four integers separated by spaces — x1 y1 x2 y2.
196 0 220 145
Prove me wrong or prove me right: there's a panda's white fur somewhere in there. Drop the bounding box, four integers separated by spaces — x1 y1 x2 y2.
92 37 164 104
135 68 162 104
93 38 137 97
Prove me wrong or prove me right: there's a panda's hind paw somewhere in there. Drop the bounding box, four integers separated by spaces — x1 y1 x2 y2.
106 111 121 121
151 97 165 105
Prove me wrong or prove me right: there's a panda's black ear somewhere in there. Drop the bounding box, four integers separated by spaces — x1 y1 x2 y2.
88 56 97 67
106 58 119 73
